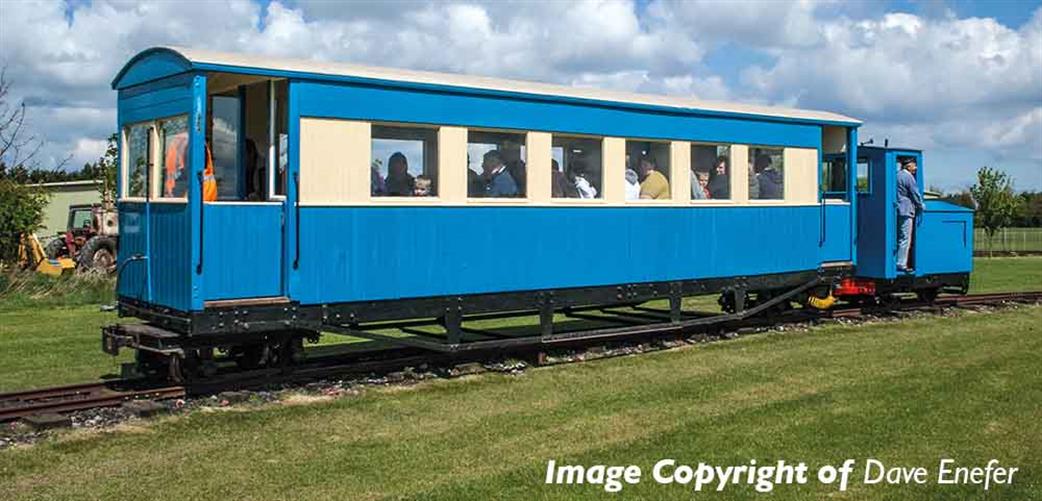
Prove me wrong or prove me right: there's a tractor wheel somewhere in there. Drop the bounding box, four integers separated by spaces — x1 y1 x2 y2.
78 236 117 274
44 237 68 259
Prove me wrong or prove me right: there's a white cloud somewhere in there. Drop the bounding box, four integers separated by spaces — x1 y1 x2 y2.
0 0 1038 191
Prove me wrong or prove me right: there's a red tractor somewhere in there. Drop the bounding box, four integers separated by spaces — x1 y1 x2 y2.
44 203 119 274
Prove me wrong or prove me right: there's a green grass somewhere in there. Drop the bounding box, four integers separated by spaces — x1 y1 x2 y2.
0 306 129 390
969 256 1042 293
1 306 1040 500
0 272 114 313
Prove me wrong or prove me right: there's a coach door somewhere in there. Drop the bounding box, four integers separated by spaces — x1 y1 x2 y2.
199 77 289 303
855 147 892 279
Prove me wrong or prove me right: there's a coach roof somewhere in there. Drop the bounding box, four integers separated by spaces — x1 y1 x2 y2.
114 46 861 126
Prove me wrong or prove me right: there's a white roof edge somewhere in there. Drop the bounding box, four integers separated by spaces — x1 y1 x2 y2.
165 46 861 125
32 180 98 188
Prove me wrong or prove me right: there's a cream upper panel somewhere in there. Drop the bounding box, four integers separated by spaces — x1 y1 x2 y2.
296 116 824 207
299 118 369 205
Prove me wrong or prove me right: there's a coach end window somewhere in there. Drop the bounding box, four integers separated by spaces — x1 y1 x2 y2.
691 144 731 200
122 122 151 199
371 124 439 197
749 147 784 200
157 115 189 199
626 140 671 200
551 135 602 199
467 130 527 198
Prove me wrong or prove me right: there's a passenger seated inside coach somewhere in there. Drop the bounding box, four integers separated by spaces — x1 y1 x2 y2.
624 168 641 200
414 175 433 196
709 155 730 199
754 153 783 199
571 161 598 199
371 163 385 195
384 152 415 196
638 155 670 200
692 171 710 199
551 159 579 198
479 150 520 197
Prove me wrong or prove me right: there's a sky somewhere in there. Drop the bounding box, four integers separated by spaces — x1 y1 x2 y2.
0 0 1040 193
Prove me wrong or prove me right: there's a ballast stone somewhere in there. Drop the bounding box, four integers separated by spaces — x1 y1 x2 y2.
23 413 72 430
122 400 167 418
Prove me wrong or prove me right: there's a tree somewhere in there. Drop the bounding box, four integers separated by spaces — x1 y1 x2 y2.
0 67 57 266
940 190 975 210
0 179 49 265
85 133 118 203
970 167 1024 256
1013 191 1042 227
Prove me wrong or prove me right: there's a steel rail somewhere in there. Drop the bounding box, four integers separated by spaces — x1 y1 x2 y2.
0 383 185 422
3 290 1039 423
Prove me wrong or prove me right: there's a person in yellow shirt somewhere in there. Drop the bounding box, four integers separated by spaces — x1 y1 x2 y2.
638 155 670 199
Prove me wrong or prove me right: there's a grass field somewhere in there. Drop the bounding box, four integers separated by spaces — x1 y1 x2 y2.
969 256 1042 293
0 257 1040 499
1 304 1040 500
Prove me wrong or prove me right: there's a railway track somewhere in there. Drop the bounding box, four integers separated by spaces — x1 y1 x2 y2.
0 382 185 422
3 290 1040 424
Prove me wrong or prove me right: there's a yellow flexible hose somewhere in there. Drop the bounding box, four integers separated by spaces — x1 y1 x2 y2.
807 294 837 310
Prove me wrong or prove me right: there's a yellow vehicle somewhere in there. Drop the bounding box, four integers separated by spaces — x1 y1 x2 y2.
18 233 76 276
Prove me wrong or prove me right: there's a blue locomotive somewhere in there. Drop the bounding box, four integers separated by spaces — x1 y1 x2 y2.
103 47 973 378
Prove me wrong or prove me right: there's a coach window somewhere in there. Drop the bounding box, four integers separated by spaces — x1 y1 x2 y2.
207 93 242 201
857 159 870 193
123 122 150 199
691 144 730 200
157 115 189 199
821 155 847 200
272 80 289 198
551 135 602 199
749 147 784 200
625 140 671 200
467 130 527 198
371 124 439 197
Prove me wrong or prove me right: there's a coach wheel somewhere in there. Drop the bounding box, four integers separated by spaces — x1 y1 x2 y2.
168 355 184 383
756 290 793 314
233 344 269 370
718 291 748 314
135 350 167 377
916 288 940 304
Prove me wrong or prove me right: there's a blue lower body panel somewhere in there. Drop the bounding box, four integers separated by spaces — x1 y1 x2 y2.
915 208 973 275
117 202 192 311
201 203 284 301
289 205 851 305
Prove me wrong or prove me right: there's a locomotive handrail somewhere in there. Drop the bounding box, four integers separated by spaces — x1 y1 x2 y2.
196 170 204 274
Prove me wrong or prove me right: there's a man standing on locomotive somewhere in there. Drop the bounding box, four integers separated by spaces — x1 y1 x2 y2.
896 158 924 272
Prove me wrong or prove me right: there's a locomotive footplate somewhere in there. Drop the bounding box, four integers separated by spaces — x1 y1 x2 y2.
102 323 185 356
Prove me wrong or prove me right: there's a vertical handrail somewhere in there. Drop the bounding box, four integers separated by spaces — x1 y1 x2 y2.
145 125 154 302
293 171 300 269
196 170 204 274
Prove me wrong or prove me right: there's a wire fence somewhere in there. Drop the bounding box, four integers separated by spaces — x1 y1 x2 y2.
974 227 1042 253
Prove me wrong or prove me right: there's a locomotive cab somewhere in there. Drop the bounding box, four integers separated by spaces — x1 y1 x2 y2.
846 146 973 299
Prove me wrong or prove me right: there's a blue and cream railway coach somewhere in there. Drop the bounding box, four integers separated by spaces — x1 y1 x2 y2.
103 47 970 373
